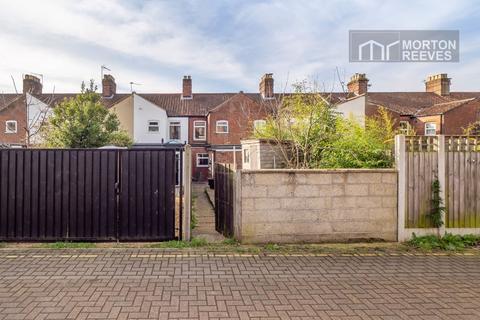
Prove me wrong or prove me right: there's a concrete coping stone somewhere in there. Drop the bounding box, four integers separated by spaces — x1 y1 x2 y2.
240 168 398 174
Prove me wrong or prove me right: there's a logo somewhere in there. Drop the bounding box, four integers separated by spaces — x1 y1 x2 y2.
349 30 459 62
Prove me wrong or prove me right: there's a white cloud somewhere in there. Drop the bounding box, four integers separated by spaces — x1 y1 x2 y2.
0 0 479 93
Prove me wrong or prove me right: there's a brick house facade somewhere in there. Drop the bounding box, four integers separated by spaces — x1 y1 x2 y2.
207 93 269 170
0 95 27 146
3 72 480 181
338 73 480 136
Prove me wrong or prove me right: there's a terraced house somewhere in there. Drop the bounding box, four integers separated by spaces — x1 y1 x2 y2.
2 72 480 181
337 73 480 135
106 74 272 181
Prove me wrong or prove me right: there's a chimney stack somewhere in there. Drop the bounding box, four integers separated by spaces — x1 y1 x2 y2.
102 74 116 98
182 75 192 99
259 73 274 99
347 73 369 96
425 73 450 96
23 74 43 95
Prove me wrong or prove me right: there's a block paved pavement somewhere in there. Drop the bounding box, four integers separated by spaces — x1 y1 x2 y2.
1 249 480 319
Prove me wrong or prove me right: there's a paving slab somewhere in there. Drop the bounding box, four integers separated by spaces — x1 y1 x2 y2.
1 249 480 319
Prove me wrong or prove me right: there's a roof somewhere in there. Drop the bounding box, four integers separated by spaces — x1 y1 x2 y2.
0 94 23 112
32 93 131 108
366 92 480 116
138 93 237 116
414 98 477 116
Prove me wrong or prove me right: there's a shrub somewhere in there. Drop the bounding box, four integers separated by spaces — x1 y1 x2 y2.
408 233 480 251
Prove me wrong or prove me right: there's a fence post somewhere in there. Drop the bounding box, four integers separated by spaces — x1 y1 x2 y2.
437 135 447 235
395 135 407 242
233 170 242 241
182 145 192 241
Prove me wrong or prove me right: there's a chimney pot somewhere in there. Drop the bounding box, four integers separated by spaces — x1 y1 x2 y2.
347 73 368 96
102 74 116 98
259 73 274 99
425 73 450 96
182 75 192 99
23 74 43 95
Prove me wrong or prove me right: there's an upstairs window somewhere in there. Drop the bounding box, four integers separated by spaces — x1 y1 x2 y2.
169 121 181 140
196 153 209 167
399 121 410 135
194 120 206 140
148 120 159 133
425 122 437 136
253 119 266 131
216 120 229 133
5 120 17 133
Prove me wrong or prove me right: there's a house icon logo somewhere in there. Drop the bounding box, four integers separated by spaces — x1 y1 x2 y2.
350 31 401 62
358 39 400 61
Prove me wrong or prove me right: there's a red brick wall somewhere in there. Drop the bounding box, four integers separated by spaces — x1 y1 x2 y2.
443 100 480 135
191 146 209 181
0 96 27 145
208 94 268 145
212 150 242 169
412 115 442 135
188 116 208 145
365 103 412 131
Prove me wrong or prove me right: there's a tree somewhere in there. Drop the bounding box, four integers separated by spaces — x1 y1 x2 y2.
320 107 397 168
43 80 132 148
255 80 338 168
255 79 402 169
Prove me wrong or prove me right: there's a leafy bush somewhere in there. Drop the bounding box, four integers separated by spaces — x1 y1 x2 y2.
255 80 400 169
255 81 338 168
43 80 132 148
320 108 395 168
408 233 480 251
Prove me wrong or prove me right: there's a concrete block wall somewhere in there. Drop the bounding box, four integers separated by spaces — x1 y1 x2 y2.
235 169 398 243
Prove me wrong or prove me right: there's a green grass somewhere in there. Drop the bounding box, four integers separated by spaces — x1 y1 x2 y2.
222 238 239 246
150 237 208 249
264 243 280 251
407 233 480 251
42 242 96 249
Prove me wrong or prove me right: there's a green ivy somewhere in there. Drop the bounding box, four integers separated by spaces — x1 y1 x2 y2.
428 179 445 228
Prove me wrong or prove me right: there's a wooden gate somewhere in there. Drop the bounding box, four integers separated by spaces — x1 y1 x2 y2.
119 150 177 241
0 148 183 241
214 163 235 237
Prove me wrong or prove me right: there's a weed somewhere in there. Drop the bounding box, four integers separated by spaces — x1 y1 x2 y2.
191 195 198 230
222 238 238 246
43 242 96 249
150 237 208 249
264 243 280 251
407 233 480 251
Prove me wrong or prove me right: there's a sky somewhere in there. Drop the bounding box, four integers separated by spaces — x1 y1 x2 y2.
0 0 480 94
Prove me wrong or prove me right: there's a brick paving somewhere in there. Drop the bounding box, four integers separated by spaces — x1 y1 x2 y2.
1 250 480 319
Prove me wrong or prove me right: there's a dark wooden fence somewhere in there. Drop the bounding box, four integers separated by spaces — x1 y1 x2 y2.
214 163 235 237
0 148 182 241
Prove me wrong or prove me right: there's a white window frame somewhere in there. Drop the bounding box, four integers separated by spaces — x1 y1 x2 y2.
196 153 209 167
215 120 229 133
425 122 437 136
169 121 181 140
148 120 160 133
253 119 266 131
193 120 206 141
5 120 17 134
399 121 410 135
243 148 250 164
